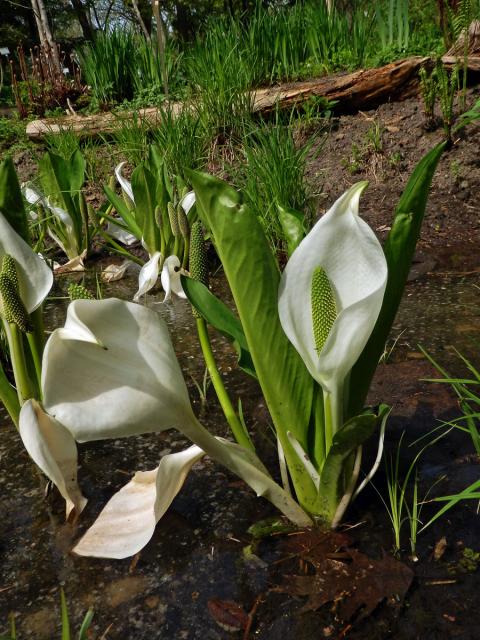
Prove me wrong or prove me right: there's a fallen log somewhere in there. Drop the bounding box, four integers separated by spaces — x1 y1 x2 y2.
25 54 480 140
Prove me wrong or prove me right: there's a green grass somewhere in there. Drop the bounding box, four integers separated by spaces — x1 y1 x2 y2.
231 114 324 252
151 105 211 176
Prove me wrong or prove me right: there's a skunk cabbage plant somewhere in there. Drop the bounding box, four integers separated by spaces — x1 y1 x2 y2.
19 298 310 557
104 147 196 300
22 150 92 261
183 141 446 525
0 143 446 559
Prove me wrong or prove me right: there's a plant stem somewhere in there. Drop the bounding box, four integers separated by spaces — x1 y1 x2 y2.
196 317 254 451
182 236 190 270
6 322 35 405
173 237 180 260
0 360 20 427
331 445 362 529
27 332 42 394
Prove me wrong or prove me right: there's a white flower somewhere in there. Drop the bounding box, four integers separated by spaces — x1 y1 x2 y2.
160 255 186 302
133 251 163 302
278 182 388 397
19 298 310 554
0 211 53 312
114 162 135 203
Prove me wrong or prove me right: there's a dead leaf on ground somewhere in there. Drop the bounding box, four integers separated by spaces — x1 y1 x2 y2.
433 536 448 561
276 530 413 622
207 598 249 632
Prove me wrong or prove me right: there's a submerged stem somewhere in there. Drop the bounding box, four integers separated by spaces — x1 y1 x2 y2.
196 317 254 452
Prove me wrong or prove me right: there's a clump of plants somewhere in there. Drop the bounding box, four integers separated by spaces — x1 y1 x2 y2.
0 131 451 561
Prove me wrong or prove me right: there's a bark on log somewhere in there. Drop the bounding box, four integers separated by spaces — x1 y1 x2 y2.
25 55 480 140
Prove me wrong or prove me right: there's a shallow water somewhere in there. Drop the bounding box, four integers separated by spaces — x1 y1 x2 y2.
1 250 479 639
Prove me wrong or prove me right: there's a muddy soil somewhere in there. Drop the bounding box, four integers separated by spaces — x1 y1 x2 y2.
1 90 480 639
308 86 480 254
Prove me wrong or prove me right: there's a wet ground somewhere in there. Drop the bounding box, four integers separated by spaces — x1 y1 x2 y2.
1 239 479 639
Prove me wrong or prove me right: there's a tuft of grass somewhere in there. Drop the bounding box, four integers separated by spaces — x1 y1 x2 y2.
151 105 211 176
232 114 323 252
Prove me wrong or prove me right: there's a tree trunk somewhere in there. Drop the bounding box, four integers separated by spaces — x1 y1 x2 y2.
151 0 168 96
132 0 151 39
30 0 62 74
70 0 94 40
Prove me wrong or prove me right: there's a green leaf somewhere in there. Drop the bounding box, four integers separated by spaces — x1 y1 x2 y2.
188 170 317 510
103 185 142 239
60 588 71 640
420 478 480 532
278 204 305 256
78 609 94 640
38 152 84 247
0 157 31 243
181 275 257 378
131 165 160 254
68 150 86 195
317 410 382 521
348 142 446 417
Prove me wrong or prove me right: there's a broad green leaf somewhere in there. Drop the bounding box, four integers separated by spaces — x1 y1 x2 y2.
131 165 160 253
0 157 31 243
348 142 446 417
317 409 382 521
144 150 173 248
38 152 83 244
188 170 317 510
68 149 86 194
104 185 142 239
146 143 164 177
278 204 305 256
39 152 73 211
181 275 257 378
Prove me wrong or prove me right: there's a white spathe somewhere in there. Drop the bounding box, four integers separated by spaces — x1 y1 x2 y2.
115 162 135 203
180 191 196 215
42 298 194 441
19 399 87 519
73 445 205 558
105 221 138 246
73 435 312 559
278 182 388 393
133 251 163 301
161 255 186 302
0 211 53 312
22 183 47 208
38 298 311 547
22 182 79 259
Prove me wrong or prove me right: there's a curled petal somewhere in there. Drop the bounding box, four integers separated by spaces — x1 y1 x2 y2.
133 251 163 301
180 191 196 215
73 445 205 558
42 298 194 441
0 211 53 312
161 255 186 302
19 399 87 519
115 162 135 203
278 182 387 391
